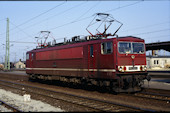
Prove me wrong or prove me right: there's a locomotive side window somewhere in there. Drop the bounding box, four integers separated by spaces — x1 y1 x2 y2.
101 42 113 54
32 53 34 59
26 53 29 60
90 45 94 57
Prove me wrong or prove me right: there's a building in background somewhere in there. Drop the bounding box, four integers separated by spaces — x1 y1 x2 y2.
146 56 170 70
14 59 26 69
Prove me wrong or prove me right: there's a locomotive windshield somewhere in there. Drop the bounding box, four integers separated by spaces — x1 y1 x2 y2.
118 42 144 54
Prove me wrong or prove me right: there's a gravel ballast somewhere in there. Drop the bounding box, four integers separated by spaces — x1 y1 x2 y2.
0 88 64 112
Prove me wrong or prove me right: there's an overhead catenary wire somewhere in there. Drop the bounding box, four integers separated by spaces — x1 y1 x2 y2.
50 1 101 30
9 41 36 44
1 1 140 41
131 28 170 36
0 20 38 41
5 1 95 43
144 34 170 43
0 1 143 41
104 1 143 13
16 1 88 34
50 16 93 30
0 1 88 41
11 1 141 35
73 1 101 22
120 21 170 33
1 1 168 44
50 1 142 31
144 34 170 39
12 1 66 28
9 21 33 39
0 1 66 36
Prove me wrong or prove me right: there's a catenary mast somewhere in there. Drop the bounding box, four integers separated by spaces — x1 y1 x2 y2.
5 18 10 70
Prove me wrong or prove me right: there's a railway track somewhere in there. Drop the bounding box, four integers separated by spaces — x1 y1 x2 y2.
122 88 170 102
0 79 154 112
0 99 22 112
133 91 170 102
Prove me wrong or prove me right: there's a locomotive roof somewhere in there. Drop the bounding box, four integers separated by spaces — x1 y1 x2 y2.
27 35 144 53
117 36 142 39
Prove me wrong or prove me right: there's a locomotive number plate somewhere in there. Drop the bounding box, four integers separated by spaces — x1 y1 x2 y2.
129 67 137 70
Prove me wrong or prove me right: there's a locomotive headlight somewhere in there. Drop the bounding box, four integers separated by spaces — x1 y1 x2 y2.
144 66 147 71
118 66 123 72
140 65 147 71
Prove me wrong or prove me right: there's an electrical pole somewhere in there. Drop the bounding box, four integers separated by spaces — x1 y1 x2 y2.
23 52 24 61
5 18 10 71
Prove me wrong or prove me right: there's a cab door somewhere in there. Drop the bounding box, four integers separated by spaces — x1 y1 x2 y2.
29 53 34 73
88 45 96 77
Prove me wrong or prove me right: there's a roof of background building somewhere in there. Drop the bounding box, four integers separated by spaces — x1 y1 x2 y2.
146 55 170 58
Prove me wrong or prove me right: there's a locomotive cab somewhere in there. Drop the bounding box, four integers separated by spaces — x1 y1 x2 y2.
114 36 149 92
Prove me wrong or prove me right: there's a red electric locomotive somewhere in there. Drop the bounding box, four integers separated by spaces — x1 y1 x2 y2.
26 13 150 92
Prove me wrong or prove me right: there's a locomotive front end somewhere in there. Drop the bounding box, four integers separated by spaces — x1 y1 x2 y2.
115 37 150 92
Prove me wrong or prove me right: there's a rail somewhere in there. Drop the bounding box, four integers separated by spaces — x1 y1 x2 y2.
0 99 23 112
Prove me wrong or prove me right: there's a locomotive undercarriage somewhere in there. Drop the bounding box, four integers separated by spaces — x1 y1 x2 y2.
113 74 147 92
28 73 148 93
